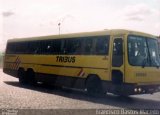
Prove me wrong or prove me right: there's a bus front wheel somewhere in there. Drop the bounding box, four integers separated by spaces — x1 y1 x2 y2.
86 75 103 97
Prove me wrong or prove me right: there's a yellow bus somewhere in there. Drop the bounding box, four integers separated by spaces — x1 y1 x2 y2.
3 29 160 96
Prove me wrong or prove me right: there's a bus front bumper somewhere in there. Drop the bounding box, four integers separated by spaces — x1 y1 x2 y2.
132 84 160 94
105 83 160 96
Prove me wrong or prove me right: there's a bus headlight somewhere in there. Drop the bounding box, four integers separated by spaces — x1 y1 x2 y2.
134 88 137 92
138 88 142 92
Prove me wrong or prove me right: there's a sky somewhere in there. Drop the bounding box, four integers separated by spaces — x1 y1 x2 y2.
0 0 160 51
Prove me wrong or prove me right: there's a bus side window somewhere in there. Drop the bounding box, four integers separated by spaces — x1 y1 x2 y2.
40 40 51 54
27 41 39 54
64 38 82 55
95 36 109 55
68 39 74 54
60 39 66 54
46 40 54 54
72 39 82 55
6 43 15 54
52 39 62 54
15 42 27 54
74 39 82 54
35 41 41 54
84 38 93 55
62 40 67 54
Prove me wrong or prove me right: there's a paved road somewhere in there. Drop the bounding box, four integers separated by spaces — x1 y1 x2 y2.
0 69 160 114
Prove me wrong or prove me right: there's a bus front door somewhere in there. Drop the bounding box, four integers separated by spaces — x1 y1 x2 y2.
111 37 124 94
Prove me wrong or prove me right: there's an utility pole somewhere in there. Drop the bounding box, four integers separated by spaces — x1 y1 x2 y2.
58 23 61 35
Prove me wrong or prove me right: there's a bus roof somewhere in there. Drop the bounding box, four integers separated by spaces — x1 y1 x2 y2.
8 29 157 42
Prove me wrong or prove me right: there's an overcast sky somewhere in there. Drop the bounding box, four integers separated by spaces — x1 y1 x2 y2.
0 0 160 51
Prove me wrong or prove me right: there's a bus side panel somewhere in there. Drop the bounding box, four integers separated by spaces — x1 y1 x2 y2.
16 55 110 81
3 54 111 89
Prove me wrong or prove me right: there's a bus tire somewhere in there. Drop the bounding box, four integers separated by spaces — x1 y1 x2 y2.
18 68 28 85
27 69 37 85
86 75 103 97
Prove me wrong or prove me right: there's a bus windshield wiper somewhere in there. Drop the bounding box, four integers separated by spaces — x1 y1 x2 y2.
154 59 160 68
142 58 148 68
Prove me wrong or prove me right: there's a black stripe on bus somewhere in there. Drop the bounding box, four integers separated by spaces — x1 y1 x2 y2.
4 61 108 70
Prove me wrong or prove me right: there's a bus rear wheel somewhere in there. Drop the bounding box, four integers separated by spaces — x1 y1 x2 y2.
18 68 28 85
86 76 103 97
27 69 37 85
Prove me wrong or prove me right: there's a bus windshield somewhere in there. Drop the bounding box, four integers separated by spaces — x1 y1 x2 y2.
128 35 160 67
